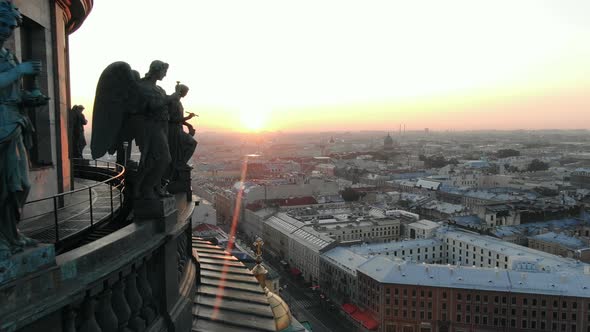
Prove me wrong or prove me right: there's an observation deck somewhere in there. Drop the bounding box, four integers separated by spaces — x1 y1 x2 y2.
20 159 127 253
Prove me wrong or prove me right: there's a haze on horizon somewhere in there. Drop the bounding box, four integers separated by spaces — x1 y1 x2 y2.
70 0 590 133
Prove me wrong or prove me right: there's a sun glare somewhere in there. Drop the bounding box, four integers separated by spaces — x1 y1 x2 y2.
239 108 269 132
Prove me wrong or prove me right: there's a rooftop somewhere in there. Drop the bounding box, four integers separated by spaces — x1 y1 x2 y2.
441 228 589 273
192 237 278 332
348 238 443 257
531 232 588 250
322 246 368 276
358 257 590 298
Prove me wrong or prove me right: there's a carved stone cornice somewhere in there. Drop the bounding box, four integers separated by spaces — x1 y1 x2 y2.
55 0 93 34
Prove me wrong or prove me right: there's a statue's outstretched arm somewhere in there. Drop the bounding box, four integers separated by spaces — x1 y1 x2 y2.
0 62 40 89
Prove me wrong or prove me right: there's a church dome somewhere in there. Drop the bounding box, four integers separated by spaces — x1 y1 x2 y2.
384 133 394 149
265 288 292 331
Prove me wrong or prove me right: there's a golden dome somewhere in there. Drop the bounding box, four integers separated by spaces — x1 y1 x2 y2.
265 288 292 331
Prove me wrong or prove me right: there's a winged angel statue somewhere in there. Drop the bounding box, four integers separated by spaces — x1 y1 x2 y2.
91 61 172 200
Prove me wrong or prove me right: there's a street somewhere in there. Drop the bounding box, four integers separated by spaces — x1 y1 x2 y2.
267 257 356 332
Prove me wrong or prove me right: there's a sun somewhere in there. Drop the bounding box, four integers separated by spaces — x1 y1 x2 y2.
239 108 269 132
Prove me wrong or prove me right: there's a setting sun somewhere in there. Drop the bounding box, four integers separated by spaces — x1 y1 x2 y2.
239 108 269 132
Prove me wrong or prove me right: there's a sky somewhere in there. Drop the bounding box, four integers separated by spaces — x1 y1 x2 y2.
70 0 590 133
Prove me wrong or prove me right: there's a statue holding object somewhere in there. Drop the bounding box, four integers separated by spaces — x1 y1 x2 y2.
0 1 48 258
166 81 197 183
91 60 172 200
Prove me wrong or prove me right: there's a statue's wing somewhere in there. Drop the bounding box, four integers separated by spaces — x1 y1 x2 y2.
90 62 141 159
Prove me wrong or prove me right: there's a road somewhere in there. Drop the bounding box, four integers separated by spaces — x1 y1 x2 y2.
267 257 356 332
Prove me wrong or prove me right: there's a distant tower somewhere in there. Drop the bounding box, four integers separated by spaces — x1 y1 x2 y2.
384 133 394 150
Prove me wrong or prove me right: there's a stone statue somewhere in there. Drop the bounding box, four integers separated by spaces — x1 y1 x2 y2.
69 104 87 159
91 60 172 199
166 82 197 182
0 1 47 257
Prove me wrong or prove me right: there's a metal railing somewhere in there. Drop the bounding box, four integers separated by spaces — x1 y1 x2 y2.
20 159 126 244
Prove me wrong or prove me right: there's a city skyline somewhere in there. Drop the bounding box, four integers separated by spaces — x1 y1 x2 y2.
70 0 590 132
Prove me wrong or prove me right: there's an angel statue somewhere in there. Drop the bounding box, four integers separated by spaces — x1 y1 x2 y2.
91 60 172 200
166 82 197 182
0 1 46 257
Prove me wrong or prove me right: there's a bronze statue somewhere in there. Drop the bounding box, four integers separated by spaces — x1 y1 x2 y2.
166 82 197 181
0 1 46 257
91 60 172 199
69 105 87 159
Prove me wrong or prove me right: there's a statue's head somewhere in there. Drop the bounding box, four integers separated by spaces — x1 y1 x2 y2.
0 1 21 43
73 105 85 112
175 82 189 98
145 60 169 81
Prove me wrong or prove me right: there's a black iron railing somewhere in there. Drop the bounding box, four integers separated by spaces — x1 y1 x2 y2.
20 159 126 244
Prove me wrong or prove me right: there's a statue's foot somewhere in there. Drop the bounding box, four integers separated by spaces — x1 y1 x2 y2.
155 186 172 198
17 233 37 248
10 245 24 255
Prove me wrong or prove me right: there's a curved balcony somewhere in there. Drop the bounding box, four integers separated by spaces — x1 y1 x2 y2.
20 159 126 253
2 161 198 332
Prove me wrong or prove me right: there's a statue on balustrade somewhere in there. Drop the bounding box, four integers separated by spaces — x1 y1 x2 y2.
0 1 49 257
165 82 197 185
91 60 172 200
69 104 87 159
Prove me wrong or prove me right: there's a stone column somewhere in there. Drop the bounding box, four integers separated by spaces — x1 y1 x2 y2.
124 270 145 331
78 295 101 332
111 276 132 332
95 287 118 331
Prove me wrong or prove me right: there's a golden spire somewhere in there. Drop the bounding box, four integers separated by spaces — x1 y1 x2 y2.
251 237 268 288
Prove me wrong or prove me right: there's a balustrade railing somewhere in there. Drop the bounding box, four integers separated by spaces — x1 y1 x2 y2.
20 159 126 245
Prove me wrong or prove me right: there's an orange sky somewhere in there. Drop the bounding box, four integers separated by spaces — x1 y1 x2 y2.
70 0 590 133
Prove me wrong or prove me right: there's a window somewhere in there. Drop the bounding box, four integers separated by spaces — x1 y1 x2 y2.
19 17 53 167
